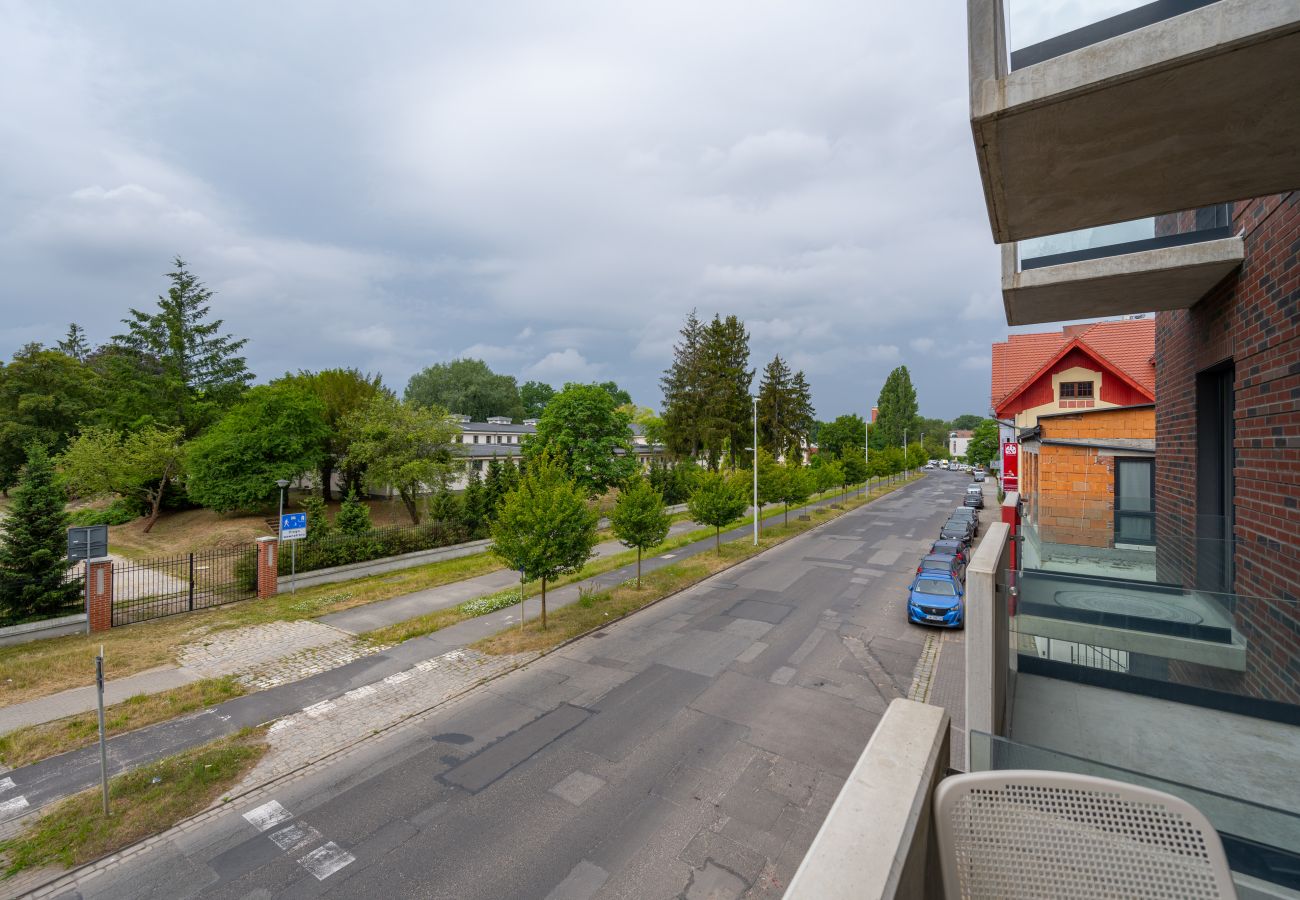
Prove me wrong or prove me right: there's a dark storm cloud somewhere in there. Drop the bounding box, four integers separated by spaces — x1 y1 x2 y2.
0 1 1093 420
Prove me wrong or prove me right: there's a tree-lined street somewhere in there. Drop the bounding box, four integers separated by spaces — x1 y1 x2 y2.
57 473 971 900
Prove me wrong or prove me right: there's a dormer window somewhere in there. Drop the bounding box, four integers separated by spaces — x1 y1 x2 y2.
1060 381 1093 399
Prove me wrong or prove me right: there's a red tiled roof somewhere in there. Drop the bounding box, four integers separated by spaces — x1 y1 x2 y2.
991 319 1155 410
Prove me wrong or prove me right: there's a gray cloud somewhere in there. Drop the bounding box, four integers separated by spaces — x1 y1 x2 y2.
0 0 1041 420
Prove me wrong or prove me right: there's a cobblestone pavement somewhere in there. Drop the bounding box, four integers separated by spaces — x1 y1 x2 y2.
177 621 386 689
236 648 534 788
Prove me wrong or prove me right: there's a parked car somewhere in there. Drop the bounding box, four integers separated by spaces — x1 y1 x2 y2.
950 506 980 535
917 552 965 582
940 520 974 544
964 493 984 510
973 469 986 482
907 572 965 628
931 539 969 564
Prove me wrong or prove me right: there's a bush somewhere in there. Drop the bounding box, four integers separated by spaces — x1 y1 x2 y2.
297 494 333 542
68 499 139 527
278 519 470 575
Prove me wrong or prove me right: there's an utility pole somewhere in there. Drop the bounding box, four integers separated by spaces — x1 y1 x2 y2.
752 397 759 546
904 428 908 479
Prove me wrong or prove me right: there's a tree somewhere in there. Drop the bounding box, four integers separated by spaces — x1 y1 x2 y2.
335 489 372 535
816 459 843 496
283 368 387 500
298 492 333 542
114 258 252 435
753 449 785 534
687 471 748 553
60 425 187 532
818 413 866 459
461 474 487 537
0 445 79 621
525 383 637 496
660 311 753 469
597 381 632 407
840 452 868 493
341 395 461 524
520 380 555 419
491 453 597 628
756 355 793 457
56 323 91 361
950 413 984 432
779 463 812 524
404 358 523 422
906 442 928 471
874 365 918 451
621 404 666 447
0 344 98 492
966 419 1001 468
611 477 670 587
185 383 329 513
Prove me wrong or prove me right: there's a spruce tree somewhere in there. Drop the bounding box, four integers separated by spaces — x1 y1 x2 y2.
660 309 706 461
483 459 504 518
56 323 91 361
335 489 373 535
462 474 487 537
114 258 253 434
757 355 793 457
698 314 753 469
0 444 80 621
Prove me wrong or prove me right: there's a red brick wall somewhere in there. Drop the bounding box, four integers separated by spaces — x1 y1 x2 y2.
1155 192 1300 704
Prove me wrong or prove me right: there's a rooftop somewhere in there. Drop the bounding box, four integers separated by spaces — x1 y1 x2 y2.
991 318 1156 409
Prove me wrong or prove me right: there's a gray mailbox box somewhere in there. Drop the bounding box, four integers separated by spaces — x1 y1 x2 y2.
67 525 109 562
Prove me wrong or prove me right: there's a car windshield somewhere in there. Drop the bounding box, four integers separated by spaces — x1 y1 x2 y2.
921 558 953 570
915 579 957 596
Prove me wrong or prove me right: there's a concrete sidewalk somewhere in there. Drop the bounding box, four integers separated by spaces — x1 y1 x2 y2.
0 519 702 737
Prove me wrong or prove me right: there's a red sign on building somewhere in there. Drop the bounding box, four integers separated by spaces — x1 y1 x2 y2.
1001 440 1019 492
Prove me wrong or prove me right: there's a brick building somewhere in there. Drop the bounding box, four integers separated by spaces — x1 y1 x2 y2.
1154 192 1300 704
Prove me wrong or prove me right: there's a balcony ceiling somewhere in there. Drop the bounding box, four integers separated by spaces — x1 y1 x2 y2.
1002 236 1244 326
970 0 1300 243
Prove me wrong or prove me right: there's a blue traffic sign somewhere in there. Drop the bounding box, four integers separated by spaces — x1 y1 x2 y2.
280 512 307 541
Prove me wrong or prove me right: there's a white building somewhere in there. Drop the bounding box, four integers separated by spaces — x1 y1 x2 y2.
949 429 972 459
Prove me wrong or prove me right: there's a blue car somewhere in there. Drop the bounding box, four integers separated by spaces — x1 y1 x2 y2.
907 571 965 628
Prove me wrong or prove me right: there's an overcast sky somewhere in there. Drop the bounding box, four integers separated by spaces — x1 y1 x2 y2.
0 2 1133 422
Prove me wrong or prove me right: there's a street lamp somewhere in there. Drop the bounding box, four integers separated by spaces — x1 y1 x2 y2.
752 396 759 547
276 479 290 542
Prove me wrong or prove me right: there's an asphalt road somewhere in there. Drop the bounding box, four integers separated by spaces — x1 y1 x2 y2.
58 472 972 900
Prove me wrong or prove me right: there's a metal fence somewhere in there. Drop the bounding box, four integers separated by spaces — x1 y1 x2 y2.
112 547 257 626
282 519 472 576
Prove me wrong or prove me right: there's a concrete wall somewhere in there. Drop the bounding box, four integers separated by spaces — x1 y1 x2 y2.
783 700 950 900
279 539 494 592
967 520 1012 758
0 613 87 648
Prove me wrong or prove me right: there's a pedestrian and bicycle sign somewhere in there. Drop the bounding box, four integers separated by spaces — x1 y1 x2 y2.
280 513 307 541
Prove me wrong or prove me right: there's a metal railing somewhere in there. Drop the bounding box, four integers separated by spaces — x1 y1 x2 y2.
112 548 257 626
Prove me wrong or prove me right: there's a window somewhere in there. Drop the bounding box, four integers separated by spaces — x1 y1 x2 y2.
1060 381 1094 399
1114 458 1154 545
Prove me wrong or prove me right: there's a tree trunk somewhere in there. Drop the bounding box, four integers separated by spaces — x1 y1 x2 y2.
142 480 167 534
636 547 642 588
784 502 789 525
399 489 421 524
320 462 334 502
715 527 721 554
541 576 548 629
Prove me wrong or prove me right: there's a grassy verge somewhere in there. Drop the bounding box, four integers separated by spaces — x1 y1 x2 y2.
0 678 245 770
0 728 267 878
471 476 919 656
0 551 503 707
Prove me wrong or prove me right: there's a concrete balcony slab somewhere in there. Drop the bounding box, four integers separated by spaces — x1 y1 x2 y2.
969 0 1300 242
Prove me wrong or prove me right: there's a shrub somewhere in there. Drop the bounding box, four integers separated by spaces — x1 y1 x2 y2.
335 490 372 535
278 519 470 575
68 499 139 527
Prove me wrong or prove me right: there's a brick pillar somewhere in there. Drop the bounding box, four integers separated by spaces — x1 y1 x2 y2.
256 537 279 599
86 556 113 632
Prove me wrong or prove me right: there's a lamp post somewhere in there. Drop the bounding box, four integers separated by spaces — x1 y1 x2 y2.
864 415 870 496
752 396 759 547
903 428 908 479
276 479 290 542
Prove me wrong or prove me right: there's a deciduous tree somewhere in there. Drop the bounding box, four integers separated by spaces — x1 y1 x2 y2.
185 383 329 513
966 419 1000 468
491 453 598 628
340 395 460 524
404 358 523 422
520 380 555 419
610 477 670 587
283 368 387 500
687 471 748 553
817 413 866 460
779 463 812 524
874 365 918 451
0 344 98 492
60 425 186 532
524 383 637 496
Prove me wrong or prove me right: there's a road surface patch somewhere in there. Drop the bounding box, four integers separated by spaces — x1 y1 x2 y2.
242 800 292 832
297 841 355 880
549 770 606 806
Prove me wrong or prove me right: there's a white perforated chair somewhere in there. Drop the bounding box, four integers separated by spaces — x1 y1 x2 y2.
934 770 1237 899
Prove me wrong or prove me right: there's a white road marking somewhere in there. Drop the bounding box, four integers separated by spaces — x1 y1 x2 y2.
383 671 412 686
242 800 293 832
298 841 356 880
303 701 335 718
661 553 676 559
0 777 15 793
0 795 29 816
268 821 323 853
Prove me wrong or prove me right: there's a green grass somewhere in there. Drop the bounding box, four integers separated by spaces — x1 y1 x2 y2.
0 729 267 877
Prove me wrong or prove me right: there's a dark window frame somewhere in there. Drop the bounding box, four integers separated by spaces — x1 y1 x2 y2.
1060 381 1094 399
1114 457 1155 546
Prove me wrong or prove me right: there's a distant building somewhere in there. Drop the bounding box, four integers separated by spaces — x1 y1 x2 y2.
949 429 972 458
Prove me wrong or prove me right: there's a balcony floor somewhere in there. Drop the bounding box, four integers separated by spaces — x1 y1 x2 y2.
1009 673 1300 853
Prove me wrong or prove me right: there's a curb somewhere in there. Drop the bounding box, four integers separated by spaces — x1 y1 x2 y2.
14 475 925 898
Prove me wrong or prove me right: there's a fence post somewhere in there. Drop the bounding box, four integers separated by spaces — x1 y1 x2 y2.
256 537 278 599
188 553 195 611
86 557 114 632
